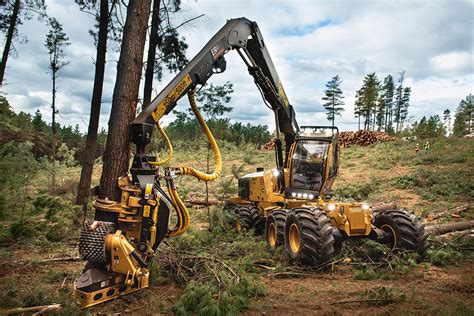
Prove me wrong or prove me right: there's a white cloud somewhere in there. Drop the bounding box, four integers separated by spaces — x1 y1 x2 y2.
430 52 472 76
1 0 473 133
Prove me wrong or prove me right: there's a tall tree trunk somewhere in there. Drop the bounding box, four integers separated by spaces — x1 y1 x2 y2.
99 0 151 200
51 56 57 190
76 0 109 211
0 0 20 86
142 0 161 109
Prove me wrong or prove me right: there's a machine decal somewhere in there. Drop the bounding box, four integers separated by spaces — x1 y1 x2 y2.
211 44 225 60
152 73 193 122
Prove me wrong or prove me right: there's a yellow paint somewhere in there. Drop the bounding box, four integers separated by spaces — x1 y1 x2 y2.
143 205 150 217
151 73 192 122
277 81 289 107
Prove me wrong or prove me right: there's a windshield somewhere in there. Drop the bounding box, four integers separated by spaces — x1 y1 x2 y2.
291 140 329 191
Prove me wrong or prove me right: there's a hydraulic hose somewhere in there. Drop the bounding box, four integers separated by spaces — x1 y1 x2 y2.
161 89 222 237
177 89 222 181
167 186 190 237
149 121 173 166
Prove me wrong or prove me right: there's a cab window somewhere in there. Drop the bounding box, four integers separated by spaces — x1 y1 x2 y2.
291 140 328 191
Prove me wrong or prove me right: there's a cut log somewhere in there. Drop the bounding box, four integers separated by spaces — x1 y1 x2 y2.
426 220 474 236
185 198 218 206
372 203 397 212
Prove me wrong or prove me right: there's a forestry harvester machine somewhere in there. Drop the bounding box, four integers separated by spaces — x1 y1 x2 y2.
74 17 429 308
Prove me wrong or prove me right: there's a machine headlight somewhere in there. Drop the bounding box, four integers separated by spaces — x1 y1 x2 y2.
327 203 336 211
309 194 314 199
291 192 296 197
297 193 302 198
272 169 280 177
303 193 308 199
361 203 370 211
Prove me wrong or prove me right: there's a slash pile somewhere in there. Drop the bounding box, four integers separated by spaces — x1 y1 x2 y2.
339 130 396 148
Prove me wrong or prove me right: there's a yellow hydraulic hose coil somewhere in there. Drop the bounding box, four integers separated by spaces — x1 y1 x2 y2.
177 89 222 181
165 89 222 237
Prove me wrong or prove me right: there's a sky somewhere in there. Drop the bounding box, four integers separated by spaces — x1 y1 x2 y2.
1 0 473 133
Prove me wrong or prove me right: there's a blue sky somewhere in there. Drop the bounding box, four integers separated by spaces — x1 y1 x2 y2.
1 0 473 133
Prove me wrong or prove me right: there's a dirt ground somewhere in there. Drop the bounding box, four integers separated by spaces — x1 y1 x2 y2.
1 241 472 315
251 264 474 315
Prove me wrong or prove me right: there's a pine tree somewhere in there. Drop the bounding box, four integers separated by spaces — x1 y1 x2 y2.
354 88 363 130
453 94 474 137
443 109 451 136
0 0 47 85
358 73 380 130
99 0 151 200
76 0 115 212
322 75 345 127
142 0 194 108
399 87 411 130
394 71 405 133
381 75 394 132
44 17 70 190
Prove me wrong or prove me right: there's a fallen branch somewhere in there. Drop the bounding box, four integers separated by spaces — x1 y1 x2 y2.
426 220 474 236
268 271 309 278
6 304 61 315
253 263 275 270
38 256 81 263
429 205 469 220
330 298 396 305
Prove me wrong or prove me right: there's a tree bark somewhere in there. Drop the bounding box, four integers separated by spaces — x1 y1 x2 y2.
0 0 20 86
426 220 473 236
99 0 151 200
76 0 110 211
51 49 57 190
142 0 161 109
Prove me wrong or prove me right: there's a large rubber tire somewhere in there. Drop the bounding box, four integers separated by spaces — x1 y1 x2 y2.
236 205 265 235
265 209 288 249
284 207 335 266
373 209 429 259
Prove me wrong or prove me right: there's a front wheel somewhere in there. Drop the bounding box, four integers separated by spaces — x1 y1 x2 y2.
284 207 335 266
373 209 429 259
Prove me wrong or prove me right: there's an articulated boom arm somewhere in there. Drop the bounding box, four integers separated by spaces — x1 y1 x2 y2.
132 17 299 165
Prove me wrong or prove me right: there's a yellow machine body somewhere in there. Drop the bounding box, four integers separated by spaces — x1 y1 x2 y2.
228 126 373 237
74 177 155 308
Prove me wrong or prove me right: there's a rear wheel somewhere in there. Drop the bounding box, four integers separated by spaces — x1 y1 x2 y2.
223 201 241 231
374 209 429 259
284 207 335 265
236 205 265 235
265 209 287 249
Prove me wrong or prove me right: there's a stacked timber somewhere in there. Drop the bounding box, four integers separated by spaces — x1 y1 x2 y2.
339 130 396 148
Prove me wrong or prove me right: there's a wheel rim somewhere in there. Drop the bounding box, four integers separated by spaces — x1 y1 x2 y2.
380 224 397 249
268 222 277 248
289 223 300 253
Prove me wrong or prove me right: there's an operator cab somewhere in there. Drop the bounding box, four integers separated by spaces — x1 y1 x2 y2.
286 126 339 199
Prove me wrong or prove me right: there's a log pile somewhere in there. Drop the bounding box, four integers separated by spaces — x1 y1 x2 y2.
339 130 395 148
